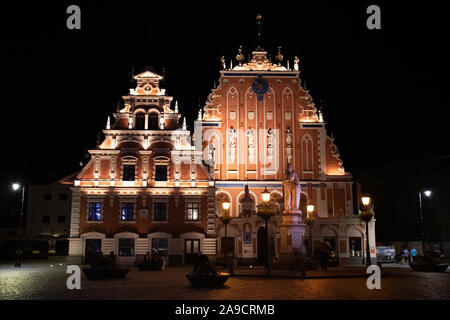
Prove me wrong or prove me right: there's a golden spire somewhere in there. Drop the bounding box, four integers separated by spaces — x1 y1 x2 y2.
256 13 263 51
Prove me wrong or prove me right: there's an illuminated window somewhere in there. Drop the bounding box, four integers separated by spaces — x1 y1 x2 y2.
88 202 102 221
123 165 135 181
153 202 167 221
186 202 200 221
152 238 168 257
121 202 134 221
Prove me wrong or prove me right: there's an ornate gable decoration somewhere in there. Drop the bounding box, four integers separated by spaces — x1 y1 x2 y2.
130 70 164 96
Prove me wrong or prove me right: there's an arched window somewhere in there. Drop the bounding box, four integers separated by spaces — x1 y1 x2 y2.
135 113 145 130
148 112 159 130
301 134 314 171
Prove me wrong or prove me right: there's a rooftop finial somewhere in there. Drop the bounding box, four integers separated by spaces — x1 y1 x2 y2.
182 117 187 130
175 101 179 113
106 116 111 130
236 45 244 66
256 13 263 50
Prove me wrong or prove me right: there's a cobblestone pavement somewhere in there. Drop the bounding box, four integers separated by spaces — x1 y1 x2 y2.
1 261 449 300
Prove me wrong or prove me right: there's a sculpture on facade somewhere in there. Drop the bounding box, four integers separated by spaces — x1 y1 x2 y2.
282 164 301 211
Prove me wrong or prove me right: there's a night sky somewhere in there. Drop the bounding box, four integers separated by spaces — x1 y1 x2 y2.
2 1 449 184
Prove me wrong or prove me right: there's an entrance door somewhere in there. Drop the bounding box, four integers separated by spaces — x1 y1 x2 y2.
184 239 200 264
257 227 267 263
85 239 101 264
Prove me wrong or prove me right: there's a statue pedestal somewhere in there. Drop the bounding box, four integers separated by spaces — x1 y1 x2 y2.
272 210 306 271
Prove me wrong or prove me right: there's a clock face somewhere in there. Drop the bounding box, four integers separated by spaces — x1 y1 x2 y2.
144 85 152 93
251 75 269 101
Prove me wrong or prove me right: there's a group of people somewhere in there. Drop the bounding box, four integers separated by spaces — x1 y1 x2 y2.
401 247 417 264
139 250 166 271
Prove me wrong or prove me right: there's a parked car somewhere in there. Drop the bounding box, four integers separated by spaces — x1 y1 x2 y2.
376 246 396 263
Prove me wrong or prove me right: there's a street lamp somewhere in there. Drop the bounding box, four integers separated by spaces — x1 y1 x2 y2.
12 182 25 267
418 190 431 253
218 200 233 273
304 204 316 258
257 187 276 274
360 195 373 267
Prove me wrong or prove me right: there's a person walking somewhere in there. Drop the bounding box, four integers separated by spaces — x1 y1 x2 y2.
402 248 410 264
410 247 417 262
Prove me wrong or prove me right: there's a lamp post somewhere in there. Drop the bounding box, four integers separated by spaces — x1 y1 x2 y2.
418 190 431 253
218 200 233 273
257 187 275 274
360 195 373 267
12 183 25 267
304 204 316 258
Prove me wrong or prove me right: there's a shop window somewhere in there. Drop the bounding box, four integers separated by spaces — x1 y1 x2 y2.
349 237 362 257
118 238 135 256
88 202 102 221
121 202 134 221
152 238 168 257
185 202 200 221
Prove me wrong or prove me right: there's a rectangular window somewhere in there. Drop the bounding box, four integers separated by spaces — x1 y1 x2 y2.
121 202 134 221
185 202 200 221
154 202 167 221
152 238 168 257
155 165 168 181
43 193 52 201
42 215 51 223
118 238 135 256
123 165 135 181
57 215 66 223
88 202 102 221
59 193 68 201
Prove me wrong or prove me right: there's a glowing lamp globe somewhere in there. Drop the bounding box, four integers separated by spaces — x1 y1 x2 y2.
424 190 431 197
222 201 231 211
12 183 20 191
307 205 315 214
261 187 271 203
361 196 371 206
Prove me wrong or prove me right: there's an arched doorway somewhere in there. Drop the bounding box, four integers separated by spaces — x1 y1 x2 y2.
257 226 267 263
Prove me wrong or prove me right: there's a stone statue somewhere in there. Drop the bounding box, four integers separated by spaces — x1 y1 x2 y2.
221 56 226 70
246 128 254 148
229 127 237 148
286 127 293 147
294 56 299 71
267 128 274 148
282 164 301 211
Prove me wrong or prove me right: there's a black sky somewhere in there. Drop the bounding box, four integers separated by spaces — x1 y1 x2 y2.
2 1 449 184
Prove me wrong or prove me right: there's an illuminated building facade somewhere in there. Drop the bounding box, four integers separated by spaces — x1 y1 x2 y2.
68 33 376 267
199 42 376 265
68 70 217 265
